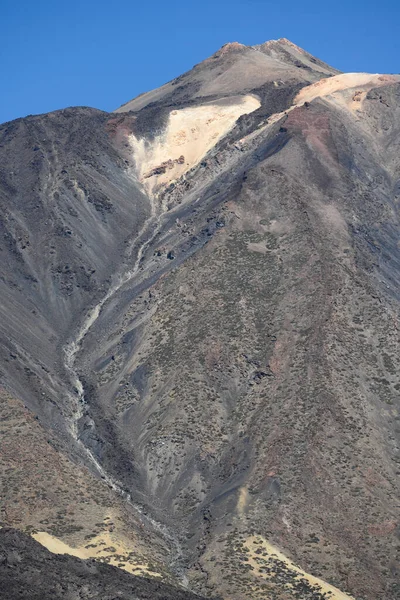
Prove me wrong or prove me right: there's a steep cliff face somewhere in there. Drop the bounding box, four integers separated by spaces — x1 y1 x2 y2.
0 39 399 600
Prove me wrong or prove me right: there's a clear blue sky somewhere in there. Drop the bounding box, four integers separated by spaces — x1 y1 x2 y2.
0 0 399 124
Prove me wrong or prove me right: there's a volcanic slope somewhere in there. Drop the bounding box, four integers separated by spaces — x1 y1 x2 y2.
0 38 399 600
0 528 212 600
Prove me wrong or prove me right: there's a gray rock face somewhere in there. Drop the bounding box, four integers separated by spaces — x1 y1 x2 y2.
0 39 399 600
0 107 149 434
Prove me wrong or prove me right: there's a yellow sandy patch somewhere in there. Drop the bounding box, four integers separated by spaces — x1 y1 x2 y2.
246 535 355 600
32 529 161 578
129 95 260 194
247 242 269 254
295 73 399 110
237 486 250 515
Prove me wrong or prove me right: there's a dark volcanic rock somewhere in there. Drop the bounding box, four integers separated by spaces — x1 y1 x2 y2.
0 106 149 433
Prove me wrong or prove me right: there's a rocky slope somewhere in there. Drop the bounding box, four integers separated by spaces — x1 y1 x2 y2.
0 38 399 599
0 528 212 600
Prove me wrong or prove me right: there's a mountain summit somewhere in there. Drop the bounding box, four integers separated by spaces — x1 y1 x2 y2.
116 37 340 113
0 40 399 600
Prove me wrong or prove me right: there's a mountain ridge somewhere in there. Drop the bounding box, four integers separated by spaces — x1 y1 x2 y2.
114 37 340 114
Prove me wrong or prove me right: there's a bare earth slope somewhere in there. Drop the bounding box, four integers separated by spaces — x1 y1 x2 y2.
0 39 399 600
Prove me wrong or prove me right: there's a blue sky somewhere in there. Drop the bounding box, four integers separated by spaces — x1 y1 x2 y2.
0 0 399 124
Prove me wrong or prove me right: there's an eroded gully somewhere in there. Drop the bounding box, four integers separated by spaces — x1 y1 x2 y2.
63 186 190 587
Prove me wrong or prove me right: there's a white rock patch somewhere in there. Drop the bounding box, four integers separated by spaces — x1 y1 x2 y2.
129 95 260 195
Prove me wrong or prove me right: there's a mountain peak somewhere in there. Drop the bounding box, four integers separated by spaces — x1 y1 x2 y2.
217 41 247 53
253 37 340 75
115 38 339 114
265 37 301 46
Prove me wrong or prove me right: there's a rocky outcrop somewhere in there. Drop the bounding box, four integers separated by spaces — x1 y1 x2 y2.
144 155 185 178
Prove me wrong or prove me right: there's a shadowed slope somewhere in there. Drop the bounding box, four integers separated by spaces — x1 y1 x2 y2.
0 528 212 600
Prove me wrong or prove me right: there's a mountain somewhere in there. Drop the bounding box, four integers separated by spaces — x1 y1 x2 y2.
0 38 399 600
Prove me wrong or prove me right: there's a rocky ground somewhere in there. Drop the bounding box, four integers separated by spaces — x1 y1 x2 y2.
0 528 212 600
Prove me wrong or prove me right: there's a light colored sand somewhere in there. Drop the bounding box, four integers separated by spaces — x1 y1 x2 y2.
246 535 355 600
33 532 85 558
129 95 260 194
236 486 250 514
128 70 399 197
247 241 269 254
33 526 161 577
295 73 399 109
